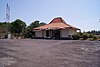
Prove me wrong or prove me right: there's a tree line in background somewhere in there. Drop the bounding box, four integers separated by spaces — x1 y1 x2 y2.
86 30 100 35
0 19 46 38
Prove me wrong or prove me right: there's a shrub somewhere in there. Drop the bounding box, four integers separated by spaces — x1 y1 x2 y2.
82 34 88 40
93 36 97 40
98 37 100 41
72 34 81 40
78 32 83 36
88 34 94 38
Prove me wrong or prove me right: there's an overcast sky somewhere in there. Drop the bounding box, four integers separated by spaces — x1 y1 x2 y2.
0 0 100 31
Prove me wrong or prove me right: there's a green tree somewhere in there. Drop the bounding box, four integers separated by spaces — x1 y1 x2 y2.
10 19 26 35
24 26 33 38
24 21 40 38
40 22 46 26
0 22 10 29
30 21 40 28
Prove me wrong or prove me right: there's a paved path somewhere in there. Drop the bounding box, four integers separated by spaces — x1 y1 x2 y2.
0 39 100 67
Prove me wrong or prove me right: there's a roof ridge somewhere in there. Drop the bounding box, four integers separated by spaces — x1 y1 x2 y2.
49 17 66 24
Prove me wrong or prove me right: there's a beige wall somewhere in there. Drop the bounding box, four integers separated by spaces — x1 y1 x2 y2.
35 30 42 37
60 29 77 37
60 29 69 37
35 29 77 38
69 29 77 35
35 30 52 38
43 30 46 37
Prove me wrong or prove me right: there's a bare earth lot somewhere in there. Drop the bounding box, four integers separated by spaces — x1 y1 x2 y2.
0 39 100 67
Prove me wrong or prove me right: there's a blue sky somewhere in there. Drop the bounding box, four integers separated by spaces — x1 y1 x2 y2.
0 0 100 31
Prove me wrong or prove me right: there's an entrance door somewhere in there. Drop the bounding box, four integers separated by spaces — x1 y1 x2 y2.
46 30 49 37
55 29 60 38
52 29 60 38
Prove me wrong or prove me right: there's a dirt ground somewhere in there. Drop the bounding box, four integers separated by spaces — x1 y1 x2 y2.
0 39 100 67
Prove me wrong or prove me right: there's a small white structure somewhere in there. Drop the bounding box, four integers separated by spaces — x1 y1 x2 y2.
33 17 80 39
8 33 11 39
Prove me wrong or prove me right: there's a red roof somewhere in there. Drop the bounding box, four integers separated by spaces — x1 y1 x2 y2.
33 17 80 30
49 17 66 24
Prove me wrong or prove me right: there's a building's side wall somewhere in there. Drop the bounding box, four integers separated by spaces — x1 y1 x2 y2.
43 30 52 38
60 29 69 37
35 29 77 38
60 29 77 38
35 30 42 37
35 30 52 38
69 29 77 35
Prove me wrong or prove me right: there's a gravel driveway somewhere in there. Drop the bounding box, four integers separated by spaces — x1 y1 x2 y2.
0 39 100 67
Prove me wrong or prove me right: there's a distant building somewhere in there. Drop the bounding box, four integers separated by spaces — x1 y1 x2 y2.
0 28 5 33
0 28 6 38
33 17 80 39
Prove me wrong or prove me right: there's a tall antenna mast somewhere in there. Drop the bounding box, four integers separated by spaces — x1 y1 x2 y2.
5 3 10 39
6 3 10 23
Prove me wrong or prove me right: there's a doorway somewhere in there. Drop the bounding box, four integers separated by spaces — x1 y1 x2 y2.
46 30 49 37
52 29 60 38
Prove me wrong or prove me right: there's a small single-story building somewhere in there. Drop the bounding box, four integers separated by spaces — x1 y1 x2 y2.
33 17 80 39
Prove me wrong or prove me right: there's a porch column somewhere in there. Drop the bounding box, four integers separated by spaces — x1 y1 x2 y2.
42 30 44 38
49 30 52 38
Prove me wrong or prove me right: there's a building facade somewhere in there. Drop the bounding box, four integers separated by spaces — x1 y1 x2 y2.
33 17 80 39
